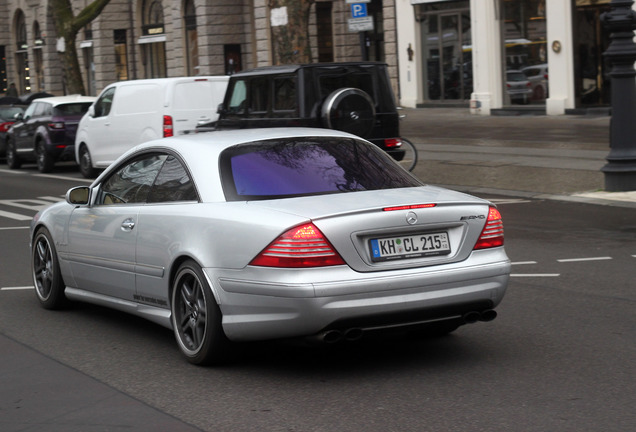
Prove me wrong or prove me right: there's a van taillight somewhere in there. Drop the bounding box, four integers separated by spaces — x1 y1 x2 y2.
163 115 174 137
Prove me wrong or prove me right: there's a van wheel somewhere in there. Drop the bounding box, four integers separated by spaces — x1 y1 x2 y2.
6 138 21 169
36 141 54 173
321 88 376 139
78 145 98 178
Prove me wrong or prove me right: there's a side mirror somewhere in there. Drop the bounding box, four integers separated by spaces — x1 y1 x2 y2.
88 105 95 117
217 103 226 115
66 186 90 206
14 112 23 121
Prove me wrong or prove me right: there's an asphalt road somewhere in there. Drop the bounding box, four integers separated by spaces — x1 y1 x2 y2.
1 166 635 431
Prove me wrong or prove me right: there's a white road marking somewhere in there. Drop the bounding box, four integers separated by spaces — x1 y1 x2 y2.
511 274 560 277
1 286 34 291
0 209 33 221
0 226 30 230
557 257 612 263
511 261 537 265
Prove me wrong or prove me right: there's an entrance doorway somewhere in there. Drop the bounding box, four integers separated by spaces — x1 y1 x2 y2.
417 1 472 102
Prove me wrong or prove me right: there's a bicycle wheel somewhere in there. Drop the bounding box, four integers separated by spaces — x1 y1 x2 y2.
398 138 418 172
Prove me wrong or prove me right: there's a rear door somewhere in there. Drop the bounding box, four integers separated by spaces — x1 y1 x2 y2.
84 86 116 167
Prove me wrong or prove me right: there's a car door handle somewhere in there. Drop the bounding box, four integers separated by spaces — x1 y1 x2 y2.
121 218 135 231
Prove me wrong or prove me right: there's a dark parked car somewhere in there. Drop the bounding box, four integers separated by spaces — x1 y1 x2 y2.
0 98 27 158
210 62 406 162
6 95 95 172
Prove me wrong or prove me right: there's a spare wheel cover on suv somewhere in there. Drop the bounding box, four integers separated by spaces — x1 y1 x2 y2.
321 88 376 138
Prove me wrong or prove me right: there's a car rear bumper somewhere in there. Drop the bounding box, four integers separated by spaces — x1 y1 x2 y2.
206 248 510 341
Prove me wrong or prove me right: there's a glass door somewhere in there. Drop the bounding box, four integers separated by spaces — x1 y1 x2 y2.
421 8 472 102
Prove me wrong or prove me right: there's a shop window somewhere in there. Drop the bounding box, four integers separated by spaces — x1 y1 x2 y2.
15 10 30 94
114 30 129 81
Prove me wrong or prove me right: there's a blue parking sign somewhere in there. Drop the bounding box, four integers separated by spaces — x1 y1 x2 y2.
351 3 367 18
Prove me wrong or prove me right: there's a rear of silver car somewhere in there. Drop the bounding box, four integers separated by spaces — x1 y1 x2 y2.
206 190 509 342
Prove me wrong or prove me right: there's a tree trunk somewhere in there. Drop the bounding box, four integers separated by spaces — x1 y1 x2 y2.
269 0 314 64
50 0 111 95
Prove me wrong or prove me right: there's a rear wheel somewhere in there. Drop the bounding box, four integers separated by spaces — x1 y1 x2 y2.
36 141 54 173
398 138 418 172
6 138 21 169
171 260 232 365
78 145 98 178
321 88 376 138
32 227 68 309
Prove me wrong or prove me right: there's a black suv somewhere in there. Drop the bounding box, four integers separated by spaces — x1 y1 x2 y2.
212 62 405 162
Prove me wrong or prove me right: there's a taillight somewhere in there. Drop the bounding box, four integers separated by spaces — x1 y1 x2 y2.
0 122 13 133
163 115 173 137
48 122 65 129
384 138 402 148
473 206 504 250
250 223 345 268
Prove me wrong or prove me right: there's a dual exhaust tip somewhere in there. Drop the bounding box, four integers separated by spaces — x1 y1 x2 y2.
314 309 498 344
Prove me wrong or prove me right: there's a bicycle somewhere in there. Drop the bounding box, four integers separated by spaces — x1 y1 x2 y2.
396 137 418 172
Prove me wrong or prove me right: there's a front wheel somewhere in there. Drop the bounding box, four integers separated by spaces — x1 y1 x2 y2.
171 260 232 365
32 227 68 309
398 138 418 172
6 138 21 169
78 145 98 178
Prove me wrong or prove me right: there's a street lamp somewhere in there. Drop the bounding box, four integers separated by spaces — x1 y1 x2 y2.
601 0 636 191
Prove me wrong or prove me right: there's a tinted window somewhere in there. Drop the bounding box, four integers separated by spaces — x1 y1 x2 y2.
507 72 526 82
227 80 246 114
221 137 422 201
273 77 296 111
249 77 269 112
147 155 198 203
54 103 92 116
319 73 375 101
99 155 165 205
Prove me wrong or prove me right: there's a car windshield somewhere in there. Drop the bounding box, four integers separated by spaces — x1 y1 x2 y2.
53 102 93 116
221 137 422 201
0 106 24 120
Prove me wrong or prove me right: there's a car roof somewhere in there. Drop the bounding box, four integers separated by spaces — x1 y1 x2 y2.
32 95 96 106
231 62 389 77
101 128 365 203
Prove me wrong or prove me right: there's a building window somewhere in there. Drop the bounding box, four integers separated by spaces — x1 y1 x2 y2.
141 0 167 78
184 0 199 75
33 21 44 92
15 10 30 94
114 30 129 81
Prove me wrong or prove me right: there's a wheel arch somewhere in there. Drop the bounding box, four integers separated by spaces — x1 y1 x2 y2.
168 255 222 307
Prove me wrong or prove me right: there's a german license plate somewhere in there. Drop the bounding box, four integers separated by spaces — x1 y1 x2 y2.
369 232 450 262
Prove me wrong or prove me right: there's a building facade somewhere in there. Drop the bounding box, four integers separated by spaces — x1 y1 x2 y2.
0 0 624 116
396 0 617 115
0 0 399 98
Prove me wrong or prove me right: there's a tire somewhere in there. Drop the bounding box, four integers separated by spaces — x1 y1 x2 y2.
6 138 21 169
36 141 54 173
398 138 418 172
171 260 232 365
32 227 68 309
321 88 376 138
78 145 98 178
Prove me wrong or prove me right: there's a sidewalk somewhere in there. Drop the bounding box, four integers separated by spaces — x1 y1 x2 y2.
399 107 636 207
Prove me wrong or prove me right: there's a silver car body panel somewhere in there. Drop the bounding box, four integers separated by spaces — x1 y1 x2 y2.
31 128 510 341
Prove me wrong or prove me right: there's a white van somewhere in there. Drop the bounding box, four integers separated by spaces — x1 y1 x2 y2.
75 76 229 177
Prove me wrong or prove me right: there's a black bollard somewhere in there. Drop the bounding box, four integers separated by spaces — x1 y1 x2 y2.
601 0 636 191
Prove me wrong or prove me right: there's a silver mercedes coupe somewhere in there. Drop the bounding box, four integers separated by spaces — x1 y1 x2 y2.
30 128 510 365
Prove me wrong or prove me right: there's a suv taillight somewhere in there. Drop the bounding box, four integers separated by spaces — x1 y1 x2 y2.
384 138 402 148
48 122 65 130
250 223 345 268
473 207 504 250
163 115 173 137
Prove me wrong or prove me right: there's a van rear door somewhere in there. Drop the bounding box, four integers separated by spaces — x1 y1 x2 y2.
169 77 229 134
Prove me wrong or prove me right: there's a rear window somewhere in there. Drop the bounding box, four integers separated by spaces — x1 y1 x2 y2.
221 137 422 201
54 103 92 116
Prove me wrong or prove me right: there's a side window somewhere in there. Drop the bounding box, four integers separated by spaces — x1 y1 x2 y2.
41 104 53 117
94 87 116 118
23 103 37 120
249 77 269 113
147 155 198 203
227 80 247 114
98 154 166 205
273 77 296 112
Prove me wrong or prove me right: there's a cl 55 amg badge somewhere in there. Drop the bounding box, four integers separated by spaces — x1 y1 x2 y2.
460 215 486 221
